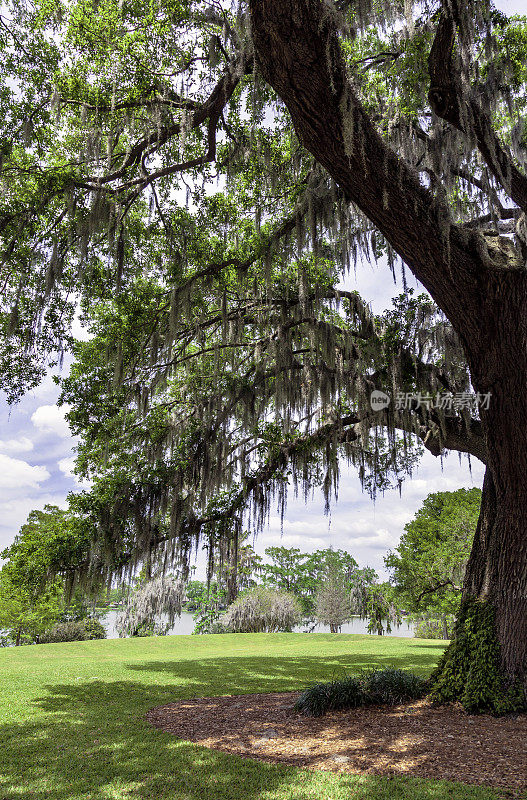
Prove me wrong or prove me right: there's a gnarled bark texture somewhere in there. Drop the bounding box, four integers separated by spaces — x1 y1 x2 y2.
463 273 527 686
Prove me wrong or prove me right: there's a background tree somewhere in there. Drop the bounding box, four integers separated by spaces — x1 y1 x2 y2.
220 586 301 633
116 575 184 637
0 0 526 708
187 580 228 635
314 559 353 633
260 547 315 615
386 488 481 638
1 506 94 598
351 578 402 637
0 505 102 643
261 546 375 620
0 568 63 645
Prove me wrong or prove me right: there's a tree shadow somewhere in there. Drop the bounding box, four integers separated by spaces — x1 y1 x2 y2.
0 648 508 800
123 645 446 696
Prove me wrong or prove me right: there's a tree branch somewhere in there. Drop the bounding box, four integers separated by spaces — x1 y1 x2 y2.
248 0 491 337
428 12 527 213
416 580 462 604
83 52 252 189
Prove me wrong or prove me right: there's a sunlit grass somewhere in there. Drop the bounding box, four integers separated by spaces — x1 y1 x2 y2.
0 633 517 799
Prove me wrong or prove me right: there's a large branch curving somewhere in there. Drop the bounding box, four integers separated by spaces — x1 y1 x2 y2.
248 0 494 338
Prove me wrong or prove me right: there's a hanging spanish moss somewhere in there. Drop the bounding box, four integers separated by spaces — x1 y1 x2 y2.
115 575 185 637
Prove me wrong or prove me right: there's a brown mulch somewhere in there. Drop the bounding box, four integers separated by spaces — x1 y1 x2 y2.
146 692 527 790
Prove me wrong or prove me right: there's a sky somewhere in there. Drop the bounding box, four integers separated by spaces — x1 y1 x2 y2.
1 0 522 579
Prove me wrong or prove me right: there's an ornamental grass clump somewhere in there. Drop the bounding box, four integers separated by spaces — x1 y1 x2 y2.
220 586 301 633
294 675 366 716
293 667 427 716
363 667 427 705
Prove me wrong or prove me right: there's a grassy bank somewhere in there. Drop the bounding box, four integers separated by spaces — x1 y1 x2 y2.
0 632 515 799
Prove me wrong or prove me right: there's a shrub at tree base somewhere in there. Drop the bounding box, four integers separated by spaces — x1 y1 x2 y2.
429 600 526 715
364 668 427 705
294 676 366 716
40 618 106 644
221 586 301 633
294 668 427 717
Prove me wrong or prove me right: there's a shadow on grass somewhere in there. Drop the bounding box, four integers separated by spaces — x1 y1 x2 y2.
0 650 510 800
123 645 447 694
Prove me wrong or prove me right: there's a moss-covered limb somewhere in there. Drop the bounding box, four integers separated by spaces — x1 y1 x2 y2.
428 599 527 714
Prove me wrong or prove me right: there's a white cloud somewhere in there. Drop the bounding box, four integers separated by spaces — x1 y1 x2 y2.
27 369 64 401
58 456 76 479
58 456 89 485
0 436 34 454
0 454 50 490
31 404 72 438
71 306 91 342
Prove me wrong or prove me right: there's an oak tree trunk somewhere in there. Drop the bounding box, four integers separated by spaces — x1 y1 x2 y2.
463 469 527 686
458 325 527 698
433 276 527 709
466 273 527 690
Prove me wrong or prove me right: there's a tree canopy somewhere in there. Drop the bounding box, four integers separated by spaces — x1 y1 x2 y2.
386 487 481 619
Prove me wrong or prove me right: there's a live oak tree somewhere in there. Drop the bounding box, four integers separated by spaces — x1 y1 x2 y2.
1 0 527 708
248 0 527 711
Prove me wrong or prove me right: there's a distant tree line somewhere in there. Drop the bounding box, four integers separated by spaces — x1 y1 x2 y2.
0 488 480 644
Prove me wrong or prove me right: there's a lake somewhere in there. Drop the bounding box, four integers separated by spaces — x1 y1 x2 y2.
101 609 416 638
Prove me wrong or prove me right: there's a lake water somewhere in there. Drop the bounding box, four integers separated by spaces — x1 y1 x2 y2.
102 609 415 638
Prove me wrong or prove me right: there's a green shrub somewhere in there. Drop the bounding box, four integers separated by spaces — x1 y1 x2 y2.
294 676 366 716
429 599 527 714
40 618 106 644
293 668 426 716
363 667 427 704
82 619 106 640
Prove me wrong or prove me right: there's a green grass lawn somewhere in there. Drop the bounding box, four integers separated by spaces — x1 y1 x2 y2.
0 632 518 800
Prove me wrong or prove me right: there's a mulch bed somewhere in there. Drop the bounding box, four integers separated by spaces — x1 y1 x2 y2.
146 692 527 790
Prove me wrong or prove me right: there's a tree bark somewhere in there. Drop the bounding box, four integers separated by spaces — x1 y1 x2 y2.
461 273 527 687
423 281 527 702
462 468 527 686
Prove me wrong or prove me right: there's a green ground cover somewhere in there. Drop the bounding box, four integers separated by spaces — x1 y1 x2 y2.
0 633 517 800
